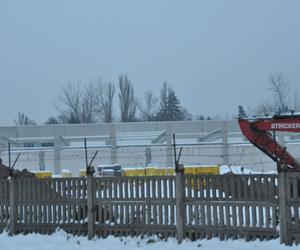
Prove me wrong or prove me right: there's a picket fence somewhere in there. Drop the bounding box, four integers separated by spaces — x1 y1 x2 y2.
0 172 299 245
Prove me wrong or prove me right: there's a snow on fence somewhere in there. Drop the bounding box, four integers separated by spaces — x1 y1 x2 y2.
1 173 300 244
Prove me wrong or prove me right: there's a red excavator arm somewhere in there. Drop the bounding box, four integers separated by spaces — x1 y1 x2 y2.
238 115 300 171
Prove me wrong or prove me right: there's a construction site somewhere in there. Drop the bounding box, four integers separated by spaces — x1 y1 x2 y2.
1 116 300 245
0 119 299 177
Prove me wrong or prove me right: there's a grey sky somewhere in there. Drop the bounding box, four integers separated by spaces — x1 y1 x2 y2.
1 0 300 125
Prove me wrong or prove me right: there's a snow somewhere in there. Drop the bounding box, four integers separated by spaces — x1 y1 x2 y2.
219 165 276 175
0 230 298 250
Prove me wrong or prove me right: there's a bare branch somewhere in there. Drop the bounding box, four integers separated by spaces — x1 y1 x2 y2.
138 90 158 121
56 81 82 123
14 112 36 125
95 78 115 123
118 74 137 122
81 82 99 123
268 72 290 113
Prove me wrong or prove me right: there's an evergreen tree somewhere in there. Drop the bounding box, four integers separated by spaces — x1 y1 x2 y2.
166 88 182 121
156 82 185 121
45 116 59 124
238 105 247 118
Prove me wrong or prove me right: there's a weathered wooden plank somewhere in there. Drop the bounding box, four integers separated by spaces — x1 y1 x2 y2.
211 177 218 230
279 171 290 245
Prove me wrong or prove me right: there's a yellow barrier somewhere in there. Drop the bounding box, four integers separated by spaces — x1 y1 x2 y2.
184 167 197 175
122 168 146 176
34 171 52 179
121 165 220 177
79 169 86 177
61 170 72 178
196 165 219 175
145 168 174 176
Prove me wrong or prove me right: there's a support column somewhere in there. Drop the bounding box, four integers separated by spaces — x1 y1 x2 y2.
39 151 45 171
54 138 62 175
278 132 285 147
166 123 173 168
109 124 117 165
145 147 152 167
222 121 229 165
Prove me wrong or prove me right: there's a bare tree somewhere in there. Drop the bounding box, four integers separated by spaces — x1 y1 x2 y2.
254 100 274 116
118 74 137 122
138 90 158 121
56 81 82 123
159 81 168 119
14 112 36 125
254 72 300 116
81 82 99 123
95 79 115 123
292 91 300 112
268 73 290 113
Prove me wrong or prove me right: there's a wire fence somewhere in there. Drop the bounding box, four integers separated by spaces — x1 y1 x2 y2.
1 143 297 176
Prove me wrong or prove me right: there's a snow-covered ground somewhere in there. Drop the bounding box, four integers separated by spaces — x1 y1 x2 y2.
219 165 276 174
0 230 298 250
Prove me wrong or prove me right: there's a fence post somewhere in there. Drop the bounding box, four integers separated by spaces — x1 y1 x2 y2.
175 171 185 243
9 176 16 236
87 172 95 240
278 170 291 245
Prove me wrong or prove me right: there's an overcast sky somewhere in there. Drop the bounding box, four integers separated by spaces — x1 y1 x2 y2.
1 0 300 125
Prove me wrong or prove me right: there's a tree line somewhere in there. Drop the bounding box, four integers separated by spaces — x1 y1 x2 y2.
14 74 200 125
238 72 300 118
14 72 300 125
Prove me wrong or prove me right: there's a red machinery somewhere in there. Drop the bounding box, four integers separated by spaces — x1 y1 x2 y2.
238 115 300 171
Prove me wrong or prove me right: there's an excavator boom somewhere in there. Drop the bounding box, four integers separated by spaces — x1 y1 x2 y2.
238 115 300 171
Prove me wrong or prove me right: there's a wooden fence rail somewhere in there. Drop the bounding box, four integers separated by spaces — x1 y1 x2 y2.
1 172 300 245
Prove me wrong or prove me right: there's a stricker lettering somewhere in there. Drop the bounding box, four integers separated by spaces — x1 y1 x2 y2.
271 123 300 129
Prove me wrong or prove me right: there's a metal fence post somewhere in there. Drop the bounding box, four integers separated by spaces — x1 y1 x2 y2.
9 176 16 236
87 172 95 240
278 170 291 245
175 171 185 243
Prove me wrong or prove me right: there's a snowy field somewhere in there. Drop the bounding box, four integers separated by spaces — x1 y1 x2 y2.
0 230 298 250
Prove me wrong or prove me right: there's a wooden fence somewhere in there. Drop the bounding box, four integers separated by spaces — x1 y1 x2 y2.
93 176 176 237
0 179 9 233
279 172 300 245
1 172 300 245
